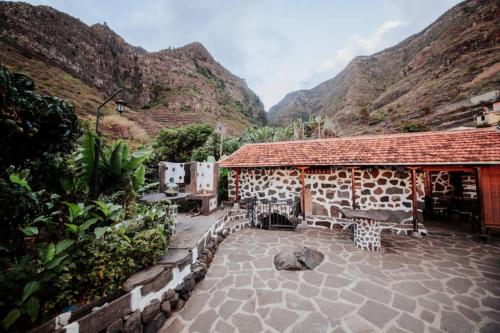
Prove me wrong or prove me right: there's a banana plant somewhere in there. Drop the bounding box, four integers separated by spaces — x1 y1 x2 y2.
77 126 152 208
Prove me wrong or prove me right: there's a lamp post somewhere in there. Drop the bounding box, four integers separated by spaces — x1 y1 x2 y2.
91 89 127 199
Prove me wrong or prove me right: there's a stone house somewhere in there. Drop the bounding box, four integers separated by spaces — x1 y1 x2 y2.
220 128 500 234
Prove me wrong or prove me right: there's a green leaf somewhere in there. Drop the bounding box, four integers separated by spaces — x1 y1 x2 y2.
93 200 110 216
132 165 145 192
79 218 99 232
45 254 68 270
26 296 40 322
22 281 40 302
20 226 38 236
2 309 21 330
65 202 85 223
110 142 123 174
66 224 79 234
55 239 74 255
94 227 107 239
9 173 31 190
121 234 131 243
41 243 55 264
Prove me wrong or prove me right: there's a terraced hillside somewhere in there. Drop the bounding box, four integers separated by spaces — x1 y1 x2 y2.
0 2 267 140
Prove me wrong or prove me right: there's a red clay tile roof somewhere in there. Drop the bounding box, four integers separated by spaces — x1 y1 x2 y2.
220 128 500 168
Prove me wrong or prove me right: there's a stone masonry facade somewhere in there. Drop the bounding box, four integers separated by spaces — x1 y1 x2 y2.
431 171 477 199
228 166 425 224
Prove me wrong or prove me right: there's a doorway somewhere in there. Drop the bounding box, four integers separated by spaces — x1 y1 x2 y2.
423 167 480 233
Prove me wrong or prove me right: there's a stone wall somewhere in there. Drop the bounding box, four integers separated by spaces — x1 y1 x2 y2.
432 172 454 197
461 174 477 199
430 171 477 199
229 167 301 201
229 166 425 224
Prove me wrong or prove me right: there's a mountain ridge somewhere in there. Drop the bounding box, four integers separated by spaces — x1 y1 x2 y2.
0 1 267 137
269 0 500 135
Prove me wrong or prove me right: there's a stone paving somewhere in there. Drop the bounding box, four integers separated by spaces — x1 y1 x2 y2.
161 227 500 333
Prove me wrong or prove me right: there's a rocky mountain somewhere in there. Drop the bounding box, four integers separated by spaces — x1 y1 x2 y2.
0 2 266 138
269 0 500 135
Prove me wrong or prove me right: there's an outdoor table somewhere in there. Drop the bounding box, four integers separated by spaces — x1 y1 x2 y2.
340 208 390 251
141 192 192 203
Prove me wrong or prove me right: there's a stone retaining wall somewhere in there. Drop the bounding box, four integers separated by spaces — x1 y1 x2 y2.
30 211 250 333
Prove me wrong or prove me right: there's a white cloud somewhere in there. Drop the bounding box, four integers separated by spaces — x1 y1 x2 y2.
318 20 406 73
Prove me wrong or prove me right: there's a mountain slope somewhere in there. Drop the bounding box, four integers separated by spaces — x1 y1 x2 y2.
0 2 266 137
269 0 500 135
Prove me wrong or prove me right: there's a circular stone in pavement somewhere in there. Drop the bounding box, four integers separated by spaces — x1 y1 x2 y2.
274 246 325 271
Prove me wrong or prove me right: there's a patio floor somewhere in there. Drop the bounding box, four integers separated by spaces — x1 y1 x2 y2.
161 227 500 333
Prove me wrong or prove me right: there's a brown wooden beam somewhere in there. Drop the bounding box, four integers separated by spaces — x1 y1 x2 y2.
235 168 241 203
421 166 474 172
298 167 308 219
474 167 485 234
410 168 419 232
351 168 357 209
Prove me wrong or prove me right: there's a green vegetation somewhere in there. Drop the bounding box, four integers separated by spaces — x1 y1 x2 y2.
0 66 80 172
369 111 387 125
0 66 172 332
400 121 427 133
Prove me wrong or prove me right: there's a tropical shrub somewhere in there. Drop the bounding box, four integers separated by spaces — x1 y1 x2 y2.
0 172 171 331
0 68 170 332
78 126 152 210
52 219 167 311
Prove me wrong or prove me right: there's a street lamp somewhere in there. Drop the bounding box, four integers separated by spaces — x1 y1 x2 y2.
116 99 127 115
91 88 127 199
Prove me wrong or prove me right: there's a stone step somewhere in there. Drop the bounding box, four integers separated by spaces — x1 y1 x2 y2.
158 248 192 269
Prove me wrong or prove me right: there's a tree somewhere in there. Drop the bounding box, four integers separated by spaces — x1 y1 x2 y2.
0 65 80 174
153 124 214 162
191 134 240 161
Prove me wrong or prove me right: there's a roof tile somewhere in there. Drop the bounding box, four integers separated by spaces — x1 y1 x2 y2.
220 128 500 167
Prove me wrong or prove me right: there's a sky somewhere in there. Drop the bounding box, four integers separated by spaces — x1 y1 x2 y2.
20 0 461 110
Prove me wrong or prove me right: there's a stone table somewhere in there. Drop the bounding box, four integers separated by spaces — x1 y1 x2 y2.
340 208 390 251
141 192 192 203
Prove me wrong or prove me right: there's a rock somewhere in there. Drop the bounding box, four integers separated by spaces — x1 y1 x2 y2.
183 273 196 292
141 300 160 323
176 299 185 311
169 292 179 309
161 289 175 302
206 240 216 251
175 284 190 301
143 313 166 333
274 247 324 271
123 311 142 333
160 300 171 316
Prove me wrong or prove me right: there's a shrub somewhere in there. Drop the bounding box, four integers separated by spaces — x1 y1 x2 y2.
369 112 386 125
100 115 148 143
400 121 427 133
53 222 167 309
0 65 80 173
77 126 152 209
359 108 369 124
